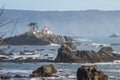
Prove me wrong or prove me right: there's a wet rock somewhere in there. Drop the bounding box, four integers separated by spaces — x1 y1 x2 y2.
0 56 8 60
44 54 49 56
15 57 24 61
109 33 120 38
9 52 14 55
14 75 29 78
98 46 114 53
25 57 33 60
49 49 56 51
55 43 78 63
47 57 54 60
77 65 108 80
0 75 11 79
55 43 120 63
36 49 45 51
14 75 23 78
30 64 57 77
66 41 77 50
0 50 3 55
4 32 77 45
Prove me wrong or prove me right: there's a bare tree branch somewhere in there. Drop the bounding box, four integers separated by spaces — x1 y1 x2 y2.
0 5 13 44
0 5 4 17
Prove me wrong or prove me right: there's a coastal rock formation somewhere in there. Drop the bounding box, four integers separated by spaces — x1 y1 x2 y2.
0 75 11 79
4 32 77 45
77 65 108 80
55 43 120 63
30 64 57 77
98 46 114 53
109 33 120 38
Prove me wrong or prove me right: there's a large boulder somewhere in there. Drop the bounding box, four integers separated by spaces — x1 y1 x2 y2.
55 43 120 63
55 43 80 63
30 64 57 77
77 65 108 80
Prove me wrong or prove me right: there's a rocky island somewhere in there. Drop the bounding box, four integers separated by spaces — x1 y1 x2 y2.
4 27 77 45
109 33 120 38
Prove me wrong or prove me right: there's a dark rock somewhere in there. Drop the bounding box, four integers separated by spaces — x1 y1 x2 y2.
110 43 120 46
14 75 29 78
66 41 77 50
47 57 54 60
98 46 114 53
49 49 56 51
0 57 8 60
55 43 120 63
109 33 120 38
30 64 57 77
0 50 3 55
20 52 25 55
55 43 76 63
15 57 24 61
36 49 45 51
4 32 77 45
1 75 11 79
25 57 34 61
44 54 49 56
14 75 23 78
77 65 108 80
9 52 14 55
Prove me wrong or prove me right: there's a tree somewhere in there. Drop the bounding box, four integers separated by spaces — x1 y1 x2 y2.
27 22 39 31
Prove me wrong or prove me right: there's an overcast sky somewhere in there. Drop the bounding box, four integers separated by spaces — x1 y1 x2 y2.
0 0 120 11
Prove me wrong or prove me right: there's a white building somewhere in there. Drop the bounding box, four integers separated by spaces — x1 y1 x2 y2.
42 27 53 34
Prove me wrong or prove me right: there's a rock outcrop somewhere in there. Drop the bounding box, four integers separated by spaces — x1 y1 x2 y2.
77 65 108 80
0 75 11 79
109 33 120 38
55 43 120 63
30 64 57 77
4 32 77 45
98 46 114 53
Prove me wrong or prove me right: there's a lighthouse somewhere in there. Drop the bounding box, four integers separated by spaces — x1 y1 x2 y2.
42 27 53 34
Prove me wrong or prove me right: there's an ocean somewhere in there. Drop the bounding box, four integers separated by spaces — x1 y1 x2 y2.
1 36 120 80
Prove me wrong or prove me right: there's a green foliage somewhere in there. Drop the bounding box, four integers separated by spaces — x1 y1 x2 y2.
27 22 39 30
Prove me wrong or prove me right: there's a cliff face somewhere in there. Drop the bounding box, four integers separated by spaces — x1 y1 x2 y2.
4 32 76 45
55 43 120 63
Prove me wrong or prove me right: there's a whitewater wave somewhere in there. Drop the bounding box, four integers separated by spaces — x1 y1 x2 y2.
109 76 120 80
74 37 92 42
113 51 120 54
49 43 60 46
0 55 8 58
104 70 120 73
57 61 120 66
1 69 32 75
90 43 110 48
